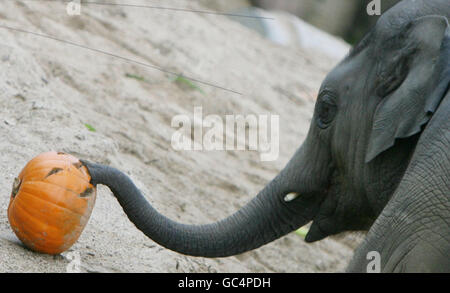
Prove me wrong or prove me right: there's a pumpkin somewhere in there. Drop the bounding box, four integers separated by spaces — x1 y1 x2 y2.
8 151 96 254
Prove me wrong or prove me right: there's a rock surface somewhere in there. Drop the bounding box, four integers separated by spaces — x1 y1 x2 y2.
0 0 362 272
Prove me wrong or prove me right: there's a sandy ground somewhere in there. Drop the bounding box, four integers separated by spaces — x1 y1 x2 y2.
0 0 363 272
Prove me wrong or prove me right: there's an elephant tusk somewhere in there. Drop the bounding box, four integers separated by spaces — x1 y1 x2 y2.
284 192 300 202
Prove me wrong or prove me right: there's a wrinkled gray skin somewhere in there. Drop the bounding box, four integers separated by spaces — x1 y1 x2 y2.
83 0 450 273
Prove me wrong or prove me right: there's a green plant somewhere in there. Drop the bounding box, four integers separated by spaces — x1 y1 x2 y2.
171 74 205 94
84 123 96 132
295 227 309 238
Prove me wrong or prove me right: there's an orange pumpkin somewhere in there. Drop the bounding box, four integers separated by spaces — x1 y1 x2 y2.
8 151 96 254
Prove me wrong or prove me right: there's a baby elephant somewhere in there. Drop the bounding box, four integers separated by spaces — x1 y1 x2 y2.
82 0 450 272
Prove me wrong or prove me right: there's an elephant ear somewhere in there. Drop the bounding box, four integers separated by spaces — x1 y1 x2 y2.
365 15 450 163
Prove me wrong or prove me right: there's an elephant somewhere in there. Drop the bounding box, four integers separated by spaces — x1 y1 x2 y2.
81 0 450 273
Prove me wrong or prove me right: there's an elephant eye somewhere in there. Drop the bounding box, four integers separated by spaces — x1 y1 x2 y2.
316 95 337 129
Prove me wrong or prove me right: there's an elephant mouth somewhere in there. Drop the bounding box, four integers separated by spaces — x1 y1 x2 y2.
300 185 344 243
280 189 329 240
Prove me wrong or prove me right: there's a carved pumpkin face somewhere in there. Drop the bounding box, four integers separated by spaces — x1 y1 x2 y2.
8 152 96 255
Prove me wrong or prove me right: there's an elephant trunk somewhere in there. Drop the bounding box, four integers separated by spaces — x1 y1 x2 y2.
82 161 308 257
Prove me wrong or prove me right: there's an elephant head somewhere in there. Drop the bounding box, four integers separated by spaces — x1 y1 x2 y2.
82 0 450 258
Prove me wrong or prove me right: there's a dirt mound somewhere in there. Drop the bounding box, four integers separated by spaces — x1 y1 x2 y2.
0 0 362 272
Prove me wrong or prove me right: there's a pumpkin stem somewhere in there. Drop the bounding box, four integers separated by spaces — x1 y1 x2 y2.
11 177 22 198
